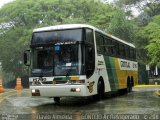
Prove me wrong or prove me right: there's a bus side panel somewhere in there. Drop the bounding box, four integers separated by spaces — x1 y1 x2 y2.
114 58 127 89
104 56 119 91
114 58 138 89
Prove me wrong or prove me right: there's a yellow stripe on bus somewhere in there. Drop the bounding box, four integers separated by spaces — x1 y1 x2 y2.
114 58 138 89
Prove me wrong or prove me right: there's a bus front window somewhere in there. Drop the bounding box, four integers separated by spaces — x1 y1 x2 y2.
31 44 83 77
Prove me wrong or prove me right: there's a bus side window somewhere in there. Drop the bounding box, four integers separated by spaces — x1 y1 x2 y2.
115 42 120 57
126 46 130 59
104 37 109 55
130 48 134 60
107 39 113 55
95 32 104 54
116 42 120 57
128 47 130 60
119 44 123 59
85 29 95 78
112 40 118 57
123 45 126 58
120 44 126 59
133 49 136 60
86 29 94 44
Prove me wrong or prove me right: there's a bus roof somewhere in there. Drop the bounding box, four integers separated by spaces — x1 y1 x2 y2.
33 24 135 48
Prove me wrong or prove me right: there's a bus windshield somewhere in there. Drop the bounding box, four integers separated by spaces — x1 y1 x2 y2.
31 29 82 45
31 43 83 77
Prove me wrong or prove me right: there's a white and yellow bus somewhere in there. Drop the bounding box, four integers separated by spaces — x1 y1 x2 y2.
24 24 138 103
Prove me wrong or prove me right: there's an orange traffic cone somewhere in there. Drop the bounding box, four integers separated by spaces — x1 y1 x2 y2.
15 77 23 90
0 79 4 93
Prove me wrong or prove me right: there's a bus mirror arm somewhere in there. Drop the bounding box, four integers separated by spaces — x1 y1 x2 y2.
24 50 30 66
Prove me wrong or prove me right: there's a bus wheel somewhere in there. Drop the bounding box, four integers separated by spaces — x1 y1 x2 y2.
54 97 60 104
127 77 132 93
97 80 105 100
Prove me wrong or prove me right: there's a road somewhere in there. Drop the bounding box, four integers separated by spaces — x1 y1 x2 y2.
0 86 160 120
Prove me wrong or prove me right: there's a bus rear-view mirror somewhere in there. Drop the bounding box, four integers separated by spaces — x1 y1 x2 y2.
24 50 30 66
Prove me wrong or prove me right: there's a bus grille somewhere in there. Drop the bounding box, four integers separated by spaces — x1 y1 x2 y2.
42 81 53 84
42 80 67 84
54 80 67 84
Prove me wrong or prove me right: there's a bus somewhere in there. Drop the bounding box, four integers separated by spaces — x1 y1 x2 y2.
24 24 138 103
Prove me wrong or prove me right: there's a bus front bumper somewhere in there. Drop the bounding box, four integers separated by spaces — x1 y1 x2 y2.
30 84 88 97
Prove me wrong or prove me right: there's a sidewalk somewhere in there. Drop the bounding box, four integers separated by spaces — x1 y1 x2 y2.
134 85 160 88
133 85 160 92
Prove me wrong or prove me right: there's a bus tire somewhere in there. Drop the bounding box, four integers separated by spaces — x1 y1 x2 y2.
127 77 132 93
97 79 105 100
54 97 60 104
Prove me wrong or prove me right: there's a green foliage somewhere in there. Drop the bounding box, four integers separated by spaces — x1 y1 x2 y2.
134 14 160 66
0 0 159 77
108 10 135 42
0 0 118 76
145 16 160 66
152 15 160 25
107 0 160 67
146 40 160 66
145 2 160 17
116 0 142 5
136 12 151 26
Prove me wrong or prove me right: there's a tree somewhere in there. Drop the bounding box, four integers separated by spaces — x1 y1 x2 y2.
145 15 160 66
136 12 151 26
108 10 135 43
145 2 160 17
114 0 160 19
0 0 118 77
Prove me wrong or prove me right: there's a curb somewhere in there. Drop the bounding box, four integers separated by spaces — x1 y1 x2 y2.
134 85 160 88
